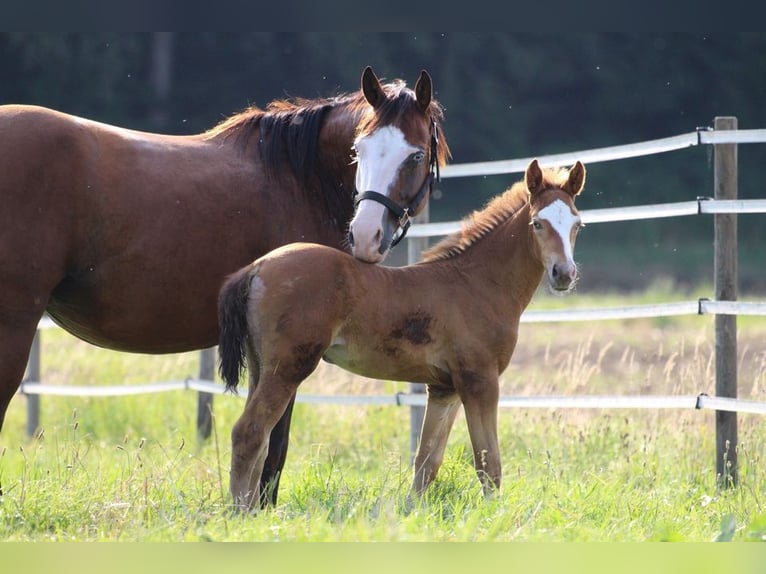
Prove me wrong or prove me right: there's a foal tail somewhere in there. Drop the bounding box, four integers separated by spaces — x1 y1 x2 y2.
218 265 255 393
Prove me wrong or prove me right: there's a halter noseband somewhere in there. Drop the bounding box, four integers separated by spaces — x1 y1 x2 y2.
353 121 440 248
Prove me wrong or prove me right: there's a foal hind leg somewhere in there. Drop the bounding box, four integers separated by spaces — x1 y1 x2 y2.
258 395 296 507
230 373 298 512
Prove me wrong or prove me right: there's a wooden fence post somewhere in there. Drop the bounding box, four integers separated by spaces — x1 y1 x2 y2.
714 116 738 487
407 204 430 463
24 330 41 437
197 347 216 441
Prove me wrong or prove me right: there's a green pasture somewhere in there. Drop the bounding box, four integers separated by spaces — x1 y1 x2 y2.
1 287 766 542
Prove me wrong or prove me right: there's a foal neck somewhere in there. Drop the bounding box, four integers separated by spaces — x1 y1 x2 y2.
421 198 544 308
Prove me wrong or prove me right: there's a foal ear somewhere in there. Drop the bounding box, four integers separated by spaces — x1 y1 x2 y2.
525 159 545 196
564 161 586 197
414 69 433 113
362 66 386 109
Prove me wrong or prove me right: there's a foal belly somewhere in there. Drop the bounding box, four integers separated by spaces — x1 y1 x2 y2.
322 336 435 384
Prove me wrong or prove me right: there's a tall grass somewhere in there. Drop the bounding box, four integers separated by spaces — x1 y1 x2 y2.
1 289 766 541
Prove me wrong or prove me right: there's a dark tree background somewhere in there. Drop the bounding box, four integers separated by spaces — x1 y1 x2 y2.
2 33 764 290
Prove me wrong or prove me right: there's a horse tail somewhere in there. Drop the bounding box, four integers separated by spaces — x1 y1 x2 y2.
218 264 256 393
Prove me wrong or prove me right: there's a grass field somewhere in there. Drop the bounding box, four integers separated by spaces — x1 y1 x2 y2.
1 285 766 542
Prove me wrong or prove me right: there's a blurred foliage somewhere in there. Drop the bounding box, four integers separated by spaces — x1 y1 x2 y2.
1 33 764 288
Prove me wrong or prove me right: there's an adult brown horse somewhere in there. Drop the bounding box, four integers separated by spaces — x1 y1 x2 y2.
218 159 586 512
0 66 449 499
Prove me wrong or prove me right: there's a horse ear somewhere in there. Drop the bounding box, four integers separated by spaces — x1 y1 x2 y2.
525 159 544 196
564 161 586 197
362 66 385 109
414 69 433 113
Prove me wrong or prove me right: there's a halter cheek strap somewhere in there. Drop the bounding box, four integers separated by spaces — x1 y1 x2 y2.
353 122 439 248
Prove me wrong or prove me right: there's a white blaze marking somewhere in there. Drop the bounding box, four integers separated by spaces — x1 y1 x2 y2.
350 126 415 244
537 199 579 263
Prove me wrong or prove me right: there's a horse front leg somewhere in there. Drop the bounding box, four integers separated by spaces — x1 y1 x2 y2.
0 313 44 432
456 371 501 497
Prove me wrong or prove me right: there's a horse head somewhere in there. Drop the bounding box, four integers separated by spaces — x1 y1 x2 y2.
347 66 447 263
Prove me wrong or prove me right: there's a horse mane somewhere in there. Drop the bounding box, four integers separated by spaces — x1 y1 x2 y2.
421 166 572 262
202 80 449 221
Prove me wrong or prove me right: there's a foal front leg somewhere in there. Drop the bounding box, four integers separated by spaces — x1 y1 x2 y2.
456 372 501 497
410 386 461 498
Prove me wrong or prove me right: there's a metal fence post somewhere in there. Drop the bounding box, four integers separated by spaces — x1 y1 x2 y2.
713 116 738 487
24 329 41 437
197 347 216 441
406 203 430 463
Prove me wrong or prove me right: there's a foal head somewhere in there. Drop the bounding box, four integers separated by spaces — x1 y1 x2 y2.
347 66 448 263
525 159 586 292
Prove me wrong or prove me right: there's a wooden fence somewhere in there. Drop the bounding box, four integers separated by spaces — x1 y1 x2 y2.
20 117 766 486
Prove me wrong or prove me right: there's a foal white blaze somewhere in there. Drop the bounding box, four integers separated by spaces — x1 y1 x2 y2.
536 199 581 290
348 126 417 263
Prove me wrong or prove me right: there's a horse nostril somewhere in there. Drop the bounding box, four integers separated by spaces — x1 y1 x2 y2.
347 231 355 247
552 264 560 279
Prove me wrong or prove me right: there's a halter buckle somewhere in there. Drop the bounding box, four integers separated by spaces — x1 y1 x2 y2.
398 208 411 229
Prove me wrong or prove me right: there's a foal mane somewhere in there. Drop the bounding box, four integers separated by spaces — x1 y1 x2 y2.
421 166 572 263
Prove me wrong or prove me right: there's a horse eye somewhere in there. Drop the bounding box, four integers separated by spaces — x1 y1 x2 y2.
411 151 425 163
532 219 542 230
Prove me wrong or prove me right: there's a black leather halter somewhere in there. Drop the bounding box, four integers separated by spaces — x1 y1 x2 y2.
353 121 440 248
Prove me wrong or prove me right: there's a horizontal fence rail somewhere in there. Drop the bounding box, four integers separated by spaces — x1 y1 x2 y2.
438 128 766 178
18 381 766 416
407 198 766 238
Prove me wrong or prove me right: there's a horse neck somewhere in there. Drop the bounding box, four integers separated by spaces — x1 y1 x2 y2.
311 103 365 225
